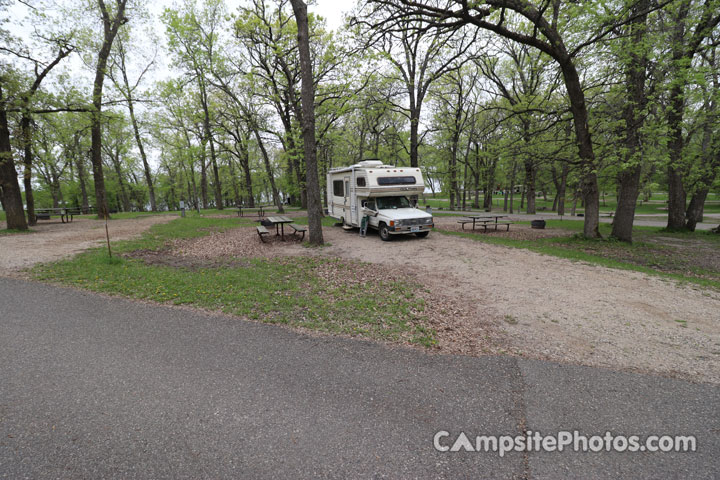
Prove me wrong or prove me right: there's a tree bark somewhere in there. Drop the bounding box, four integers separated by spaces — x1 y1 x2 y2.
227 156 241 208
252 127 284 213
126 91 155 211
199 78 223 209
290 0 324 244
560 62 600 237
199 144 209 209
524 160 536 214
239 137 255 207
611 0 650 242
663 0 720 230
508 161 517 214
0 90 28 230
21 115 36 225
117 47 156 211
110 147 131 212
90 0 127 219
409 108 420 168
75 150 90 214
557 163 569 216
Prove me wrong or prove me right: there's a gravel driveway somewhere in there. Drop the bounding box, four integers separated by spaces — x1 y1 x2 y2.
0 215 175 273
281 223 720 384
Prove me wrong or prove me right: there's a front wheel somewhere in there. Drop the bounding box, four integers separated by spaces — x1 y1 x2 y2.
379 223 391 241
415 231 430 238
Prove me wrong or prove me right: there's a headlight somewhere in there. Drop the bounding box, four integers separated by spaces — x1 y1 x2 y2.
424 217 433 224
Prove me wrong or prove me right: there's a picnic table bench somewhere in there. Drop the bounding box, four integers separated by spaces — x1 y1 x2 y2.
288 223 307 240
256 225 270 242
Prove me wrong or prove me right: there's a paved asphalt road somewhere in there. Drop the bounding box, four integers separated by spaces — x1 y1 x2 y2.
1 277 718 479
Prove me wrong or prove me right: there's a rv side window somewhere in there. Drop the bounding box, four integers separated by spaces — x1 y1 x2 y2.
356 177 366 187
377 176 416 185
333 180 344 197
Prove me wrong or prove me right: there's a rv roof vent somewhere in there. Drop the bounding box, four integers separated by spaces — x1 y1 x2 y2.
357 160 383 167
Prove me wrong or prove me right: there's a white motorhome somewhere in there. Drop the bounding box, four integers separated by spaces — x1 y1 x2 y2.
327 160 434 241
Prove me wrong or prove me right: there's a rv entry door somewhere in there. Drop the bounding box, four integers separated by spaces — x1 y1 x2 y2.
343 176 351 226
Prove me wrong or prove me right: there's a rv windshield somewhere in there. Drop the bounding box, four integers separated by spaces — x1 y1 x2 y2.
376 196 410 209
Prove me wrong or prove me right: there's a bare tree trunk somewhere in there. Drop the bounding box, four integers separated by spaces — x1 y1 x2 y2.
110 148 131 212
462 159 467 210
611 0 650 242
409 108 420 168
21 115 36 225
509 161 517 214
90 0 127 219
75 152 90 214
208 135 223 209
557 164 568 216
227 156 241 207
291 0 323 244
0 86 28 230
199 146 209 209
242 159 254 207
252 127 283 213
473 143 480 209
115 44 157 212
127 93 155 211
524 161 536 214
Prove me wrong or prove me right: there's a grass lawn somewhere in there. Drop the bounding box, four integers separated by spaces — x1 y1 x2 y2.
32 216 436 347
436 219 720 290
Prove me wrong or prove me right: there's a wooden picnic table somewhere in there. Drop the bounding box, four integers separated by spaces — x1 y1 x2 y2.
34 207 77 223
237 204 270 218
458 215 512 231
267 215 293 239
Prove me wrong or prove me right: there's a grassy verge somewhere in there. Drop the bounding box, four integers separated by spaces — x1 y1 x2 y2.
32 216 436 347
436 221 720 290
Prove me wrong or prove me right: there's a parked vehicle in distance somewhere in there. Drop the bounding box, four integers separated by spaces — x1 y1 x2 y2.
327 160 434 240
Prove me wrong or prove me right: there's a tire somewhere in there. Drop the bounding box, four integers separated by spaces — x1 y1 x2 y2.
379 223 391 241
415 231 429 238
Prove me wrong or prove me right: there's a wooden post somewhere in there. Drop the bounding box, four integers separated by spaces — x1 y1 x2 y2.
105 216 112 258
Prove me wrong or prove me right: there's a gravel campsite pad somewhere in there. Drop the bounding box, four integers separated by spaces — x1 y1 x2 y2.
0 215 175 273
280 225 720 385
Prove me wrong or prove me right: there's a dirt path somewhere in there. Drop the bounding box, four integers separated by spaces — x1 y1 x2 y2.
0 216 175 273
279 222 720 384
